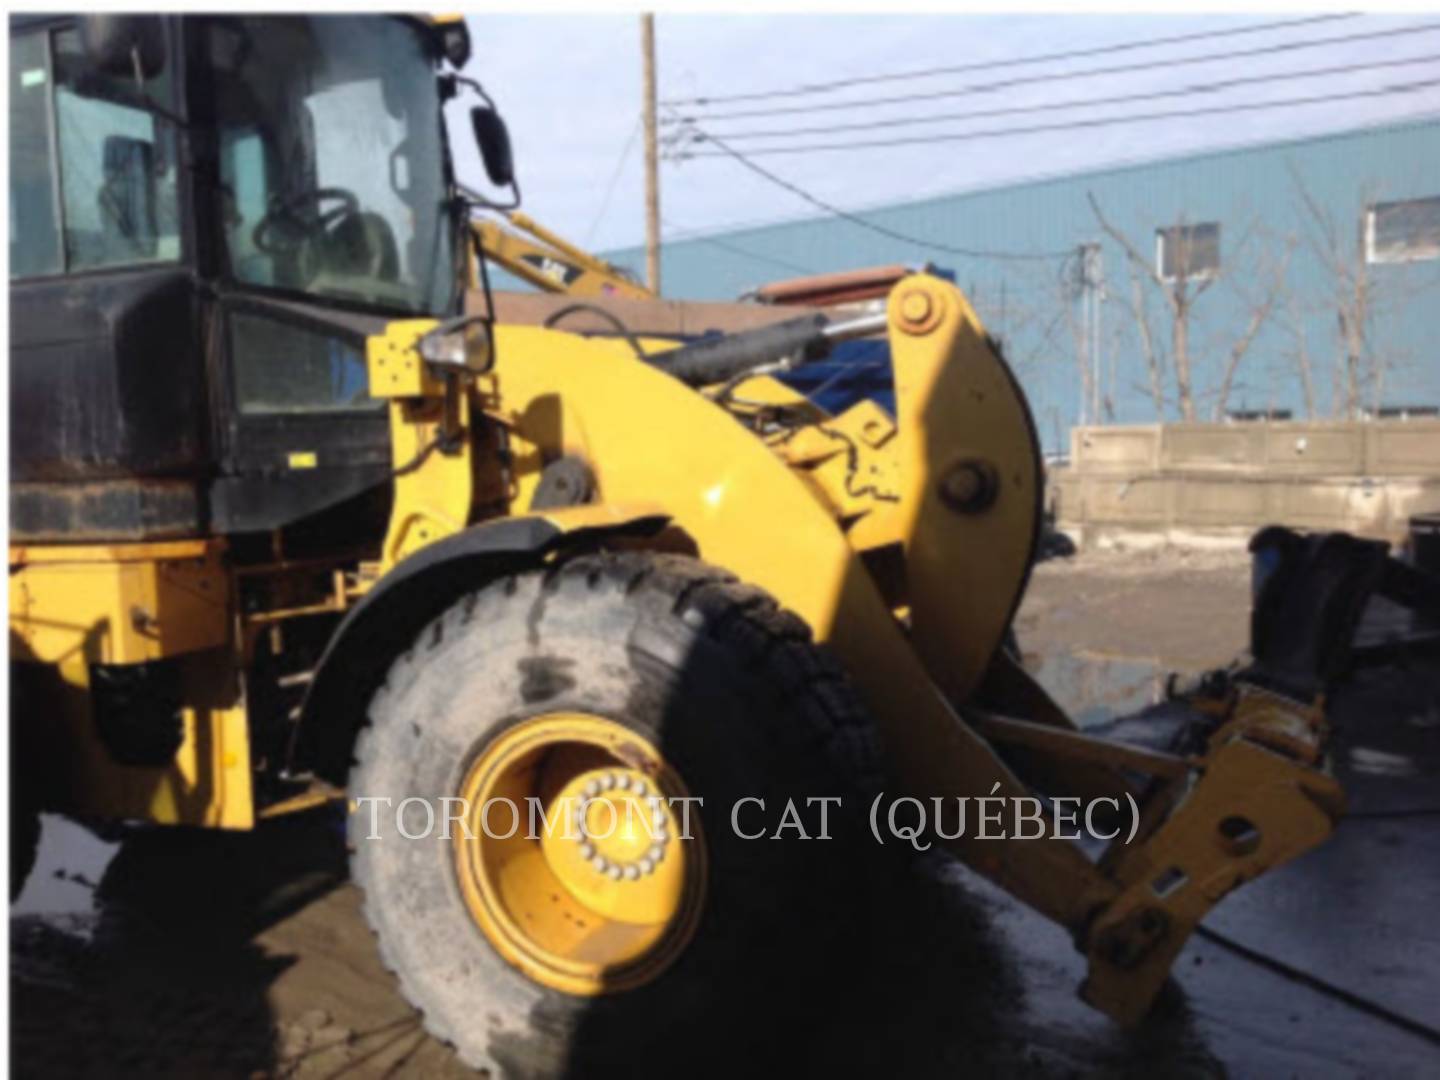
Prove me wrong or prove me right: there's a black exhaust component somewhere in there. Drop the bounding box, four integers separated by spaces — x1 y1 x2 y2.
650 313 833 387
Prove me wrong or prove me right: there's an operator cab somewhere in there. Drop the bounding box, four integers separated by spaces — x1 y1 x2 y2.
9 15 477 544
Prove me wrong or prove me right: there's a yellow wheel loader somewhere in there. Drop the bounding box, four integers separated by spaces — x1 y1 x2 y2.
11 13 1433 1075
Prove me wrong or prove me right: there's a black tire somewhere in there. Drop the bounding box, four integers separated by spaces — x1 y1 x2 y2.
11 661 42 902
10 797 39 903
349 551 885 1077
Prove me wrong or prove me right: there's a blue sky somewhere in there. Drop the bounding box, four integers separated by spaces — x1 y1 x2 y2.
448 13 1440 255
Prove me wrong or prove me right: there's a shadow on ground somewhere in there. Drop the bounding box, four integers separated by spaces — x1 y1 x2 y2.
12 803 1220 1079
8 810 420 1079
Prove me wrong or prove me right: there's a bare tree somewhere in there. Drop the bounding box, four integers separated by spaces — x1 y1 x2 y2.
1113 256 1166 419
1211 239 1293 421
970 265 1071 385
1279 288 1319 419
1090 192 1291 424
1088 193 1218 421
1285 166 1440 418
1289 166 1374 418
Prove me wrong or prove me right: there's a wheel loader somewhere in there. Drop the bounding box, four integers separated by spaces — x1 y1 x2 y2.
474 210 655 300
10 13 1433 1075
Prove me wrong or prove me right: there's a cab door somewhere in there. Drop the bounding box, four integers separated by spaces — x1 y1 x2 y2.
9 16 208 541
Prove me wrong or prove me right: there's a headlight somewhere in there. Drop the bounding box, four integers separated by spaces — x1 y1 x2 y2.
417 317 493 375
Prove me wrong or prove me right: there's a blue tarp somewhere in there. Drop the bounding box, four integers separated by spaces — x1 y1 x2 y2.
778 337 895 416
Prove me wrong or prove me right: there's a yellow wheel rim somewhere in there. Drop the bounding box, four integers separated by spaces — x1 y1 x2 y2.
453 713 707 995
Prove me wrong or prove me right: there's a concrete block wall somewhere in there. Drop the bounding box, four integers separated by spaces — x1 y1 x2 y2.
1051 421 1440 547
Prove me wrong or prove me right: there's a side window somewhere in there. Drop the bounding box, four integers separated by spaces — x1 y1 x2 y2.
9 32 63 277
229 313 374 415
52 27 181 271
8 24 182 279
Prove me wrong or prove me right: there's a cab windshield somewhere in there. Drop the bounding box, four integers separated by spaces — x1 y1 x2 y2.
208 16 453 314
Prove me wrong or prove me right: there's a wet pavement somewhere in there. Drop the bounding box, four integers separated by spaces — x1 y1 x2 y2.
964 659 1440 1079
10 551 1440 1077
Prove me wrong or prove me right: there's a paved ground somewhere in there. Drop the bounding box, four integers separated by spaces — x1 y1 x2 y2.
11 549 1440 1077
1003 550 1440 1077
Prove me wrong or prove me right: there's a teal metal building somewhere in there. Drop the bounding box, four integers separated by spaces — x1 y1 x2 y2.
606 118 1440 452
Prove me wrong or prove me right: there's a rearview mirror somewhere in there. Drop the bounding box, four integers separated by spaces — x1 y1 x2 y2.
470 106 514 188
78 16 167 82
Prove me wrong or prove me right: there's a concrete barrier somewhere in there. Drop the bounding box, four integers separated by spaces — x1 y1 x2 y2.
1051 420 1440 548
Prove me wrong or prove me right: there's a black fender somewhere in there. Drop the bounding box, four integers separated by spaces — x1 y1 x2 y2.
295 510 668 783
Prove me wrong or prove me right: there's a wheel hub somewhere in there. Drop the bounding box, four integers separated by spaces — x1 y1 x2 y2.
539 767 683 927
453 713 706 995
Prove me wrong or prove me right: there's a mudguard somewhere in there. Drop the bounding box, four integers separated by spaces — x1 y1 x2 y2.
296 506 668 782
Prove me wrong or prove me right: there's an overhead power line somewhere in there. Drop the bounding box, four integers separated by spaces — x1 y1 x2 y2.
672 79 1440 159
584 118 642 247
683 130 1075 262
661 216 818 276
661 13 1358 106
692 53 1440 142
663 21 1440 124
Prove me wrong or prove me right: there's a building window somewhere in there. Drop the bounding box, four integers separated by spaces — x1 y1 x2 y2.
1366 197 1440 264
1155 222 1220 282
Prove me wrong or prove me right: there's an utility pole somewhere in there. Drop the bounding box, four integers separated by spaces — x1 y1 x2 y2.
1074 242 1105 425
1082 243 1106 423
641 13 661 295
